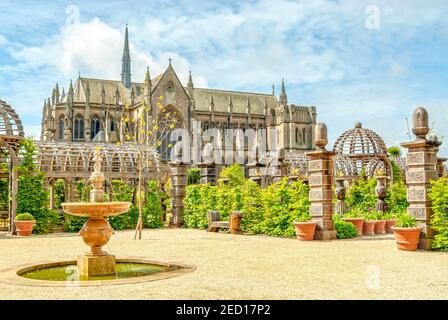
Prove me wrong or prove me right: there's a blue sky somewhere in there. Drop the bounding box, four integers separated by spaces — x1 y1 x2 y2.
0 0 447 155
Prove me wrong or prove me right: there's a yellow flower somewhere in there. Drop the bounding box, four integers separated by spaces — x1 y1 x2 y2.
156 141 162 146
159 95 164 100
168 143 173 148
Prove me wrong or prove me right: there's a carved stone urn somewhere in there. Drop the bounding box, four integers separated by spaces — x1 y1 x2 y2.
375 175 388 212
335 177 346 214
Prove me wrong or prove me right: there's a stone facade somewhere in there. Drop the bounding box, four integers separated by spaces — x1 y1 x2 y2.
40 26 317 162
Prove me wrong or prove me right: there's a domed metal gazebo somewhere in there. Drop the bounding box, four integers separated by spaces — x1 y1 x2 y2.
0 99 24 233
333 122 392 182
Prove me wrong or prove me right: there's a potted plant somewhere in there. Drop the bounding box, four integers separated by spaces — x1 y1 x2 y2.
391 213 422 251
383 212 397 233
15 213 35 236
293 212 316 241
362 212 376 236
373 211 386 234
341 208 364 236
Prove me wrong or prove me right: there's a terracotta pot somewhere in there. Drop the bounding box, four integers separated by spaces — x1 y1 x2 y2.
374 220 386 234
385 219 396 233
362 220 376 236
293 222 317 241
342 218 364 236
15 220 34 236
391 226 422 251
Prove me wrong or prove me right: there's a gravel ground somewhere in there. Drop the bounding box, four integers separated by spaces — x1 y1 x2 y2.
0 228 447 300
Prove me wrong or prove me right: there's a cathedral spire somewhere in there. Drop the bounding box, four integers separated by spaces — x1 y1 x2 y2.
121 24 132 88
279 78 287 106
101 83 106 105
143 66 151 99
187 70 194 89
272 84 275 96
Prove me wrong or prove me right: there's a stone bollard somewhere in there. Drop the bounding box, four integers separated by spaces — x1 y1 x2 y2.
306 123 337 240
400 107 441 250
375 175 388 212
335 177 347 214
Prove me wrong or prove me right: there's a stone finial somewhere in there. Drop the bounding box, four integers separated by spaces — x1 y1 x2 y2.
315 122 328 150
412 107 429 140
355 121 362 129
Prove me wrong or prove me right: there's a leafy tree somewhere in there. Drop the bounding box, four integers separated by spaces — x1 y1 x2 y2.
219 163 245 187
187 168 201 185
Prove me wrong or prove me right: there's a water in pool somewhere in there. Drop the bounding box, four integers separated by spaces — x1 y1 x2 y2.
20 263 169 281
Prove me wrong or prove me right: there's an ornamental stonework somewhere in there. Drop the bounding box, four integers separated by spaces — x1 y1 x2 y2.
406 170 438 184
408 207 427 220
407 186 427 202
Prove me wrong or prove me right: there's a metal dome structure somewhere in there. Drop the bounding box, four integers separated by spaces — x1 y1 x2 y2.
333 122 392 181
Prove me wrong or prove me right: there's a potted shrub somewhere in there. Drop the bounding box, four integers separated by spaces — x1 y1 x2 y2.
391 213 422 251
293 212 316 241
342 208 364 236
15 213 35 236
383 212 397 233
362 212 376 236
373 211 386 234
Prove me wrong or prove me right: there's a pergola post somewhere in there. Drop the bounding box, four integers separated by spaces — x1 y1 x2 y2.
9 163 18 235
306 123 337 240
401 107 441 250
169 161 188 227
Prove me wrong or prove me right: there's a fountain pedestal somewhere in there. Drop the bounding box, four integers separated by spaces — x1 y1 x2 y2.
62 148 131 278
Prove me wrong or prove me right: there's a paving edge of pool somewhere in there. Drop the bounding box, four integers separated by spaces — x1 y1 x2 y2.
0 257 196 287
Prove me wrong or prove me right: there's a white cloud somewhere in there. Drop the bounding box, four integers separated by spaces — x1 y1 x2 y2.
0 34 6 46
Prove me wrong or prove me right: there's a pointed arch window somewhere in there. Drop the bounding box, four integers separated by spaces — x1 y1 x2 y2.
110 119 115 132
90 117 100 139
58 117 64 140
74 116 84 140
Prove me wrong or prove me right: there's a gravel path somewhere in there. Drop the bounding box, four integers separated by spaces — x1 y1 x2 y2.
1 228 447 299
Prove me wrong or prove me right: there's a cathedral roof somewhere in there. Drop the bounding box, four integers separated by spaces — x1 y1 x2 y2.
191 87 277 115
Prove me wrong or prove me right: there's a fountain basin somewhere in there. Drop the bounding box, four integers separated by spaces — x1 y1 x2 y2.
0 258 196 287
62 202 131 218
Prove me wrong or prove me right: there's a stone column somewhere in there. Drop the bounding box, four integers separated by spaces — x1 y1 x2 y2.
198 162 217 185
169 161 188 227
375 175 387 212
401 107 441 250
306 123 337 240
335 177 346 214
272 149 289 183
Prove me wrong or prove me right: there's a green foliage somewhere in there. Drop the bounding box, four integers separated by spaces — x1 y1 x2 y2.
395 213 417 228
16 138 58 234
15 213 35 221
334 219 358 239
187 168 201 185
53 180 65 209
344 207 364 218
345 177 377 212
183 176 310 238
219 163 245 187
63 214 87 232
388 181 409 214
75 181 91 202
390 160 403 183
143 180 164 228
428 177 448 250
108 207 138 231
387 146 402 158
111 180 134 202
0 179 8 211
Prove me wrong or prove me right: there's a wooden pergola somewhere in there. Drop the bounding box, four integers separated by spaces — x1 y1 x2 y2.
0 99 24 233
35 142 170 207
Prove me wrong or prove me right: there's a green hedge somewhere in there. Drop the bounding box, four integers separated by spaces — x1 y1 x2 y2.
428 177 448 251
183 164 310 238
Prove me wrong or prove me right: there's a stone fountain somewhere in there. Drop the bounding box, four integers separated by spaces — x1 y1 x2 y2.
62 148 131 277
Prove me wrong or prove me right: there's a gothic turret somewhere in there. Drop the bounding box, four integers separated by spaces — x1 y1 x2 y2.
143 66 151 104
121 25 132 88
279 78 287 106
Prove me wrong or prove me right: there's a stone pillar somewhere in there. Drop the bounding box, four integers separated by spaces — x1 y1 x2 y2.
401 107 441 250
247 162 262 186
335 177 346 214
306 123 337 240
198 162 217 185
375 175 387 212
169 161 188 227
272 150 288 183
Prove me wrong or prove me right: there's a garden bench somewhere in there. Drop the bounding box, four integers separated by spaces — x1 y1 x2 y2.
207 210 243 234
